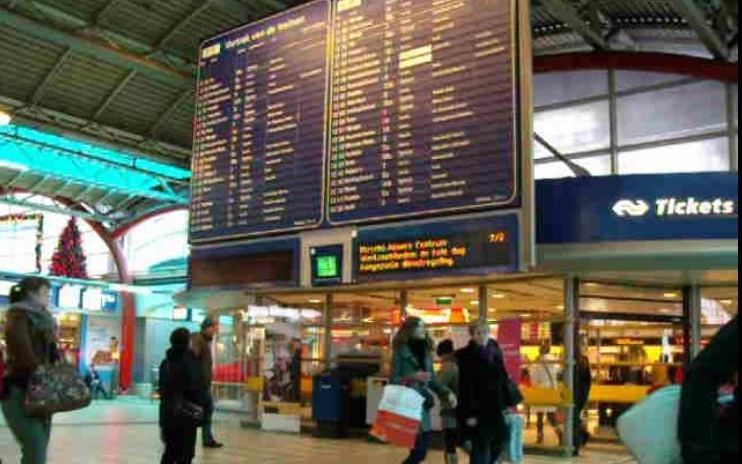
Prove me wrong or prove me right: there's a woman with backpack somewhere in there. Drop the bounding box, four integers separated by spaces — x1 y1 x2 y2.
1 277 56 464
159 328 208 464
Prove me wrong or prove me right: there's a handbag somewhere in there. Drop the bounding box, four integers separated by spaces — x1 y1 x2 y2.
24 362 92 417
501 412 524 463
173 395 204 425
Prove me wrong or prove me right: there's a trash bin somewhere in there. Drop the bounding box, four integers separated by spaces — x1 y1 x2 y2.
312 370 351 438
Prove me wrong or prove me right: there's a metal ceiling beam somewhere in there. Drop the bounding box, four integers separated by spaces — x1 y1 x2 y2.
540 0 608 50
0 7 192 88
534 132 592 177
93 0 125 25
0 195 109 222
152 1 213 52
672 0 729 59
0 93 192 165
149 89 194 137
90 69 137 121
30 48 73 106
212 0 263 21
0 117 190 180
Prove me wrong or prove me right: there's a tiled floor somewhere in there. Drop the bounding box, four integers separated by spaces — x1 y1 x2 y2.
0 399 633 464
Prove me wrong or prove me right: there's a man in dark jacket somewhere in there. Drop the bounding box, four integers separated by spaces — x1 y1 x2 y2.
160 328 207 464
456 322 509 464
190 316 222 448
679 316 738 464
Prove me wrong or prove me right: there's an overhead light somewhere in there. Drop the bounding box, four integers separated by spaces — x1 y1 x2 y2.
0 160 29 172
556 305 565 310
460 288 475 294
720 299 733 305
470 300 479 305
663 292 678 299
108 283 152 295
308 298 322 304
658 308 673 314
585 282 599 287
491 292 506 299
0 110 11 126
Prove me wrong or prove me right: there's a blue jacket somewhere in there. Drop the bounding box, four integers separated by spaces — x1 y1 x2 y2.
391 344 450 432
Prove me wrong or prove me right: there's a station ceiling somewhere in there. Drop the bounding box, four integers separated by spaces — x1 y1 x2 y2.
0 0 738 223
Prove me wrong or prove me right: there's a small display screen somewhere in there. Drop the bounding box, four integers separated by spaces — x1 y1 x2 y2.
316 255 339 279
311 245 344 286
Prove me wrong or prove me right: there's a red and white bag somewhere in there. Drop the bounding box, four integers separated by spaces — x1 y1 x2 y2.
370 385 425 449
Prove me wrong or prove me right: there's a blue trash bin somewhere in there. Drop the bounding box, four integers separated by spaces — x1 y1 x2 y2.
312 370 351 438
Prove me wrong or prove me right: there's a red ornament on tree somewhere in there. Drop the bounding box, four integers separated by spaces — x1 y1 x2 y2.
49 217 88 279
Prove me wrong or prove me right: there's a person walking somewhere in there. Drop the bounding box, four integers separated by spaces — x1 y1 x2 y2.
1 277 57 464
190 316 223 448
436 339 460 464
529 341 563 445
391 317 456 464
85 363 111 400
572 351 592 456
456 322 509 464
679 316 738 464
160 328 207 464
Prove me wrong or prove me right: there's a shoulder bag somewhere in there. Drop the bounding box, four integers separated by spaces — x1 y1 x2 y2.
25 362 92 417
165 361 204 425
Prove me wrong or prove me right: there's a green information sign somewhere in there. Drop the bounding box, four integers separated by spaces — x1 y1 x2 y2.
316 255 339 279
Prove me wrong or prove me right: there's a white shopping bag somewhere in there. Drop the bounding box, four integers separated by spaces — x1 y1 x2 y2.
371 385 425 448
377 384 425 421
616 385 682 464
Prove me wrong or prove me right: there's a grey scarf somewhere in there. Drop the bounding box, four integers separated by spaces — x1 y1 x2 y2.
10 299 55 334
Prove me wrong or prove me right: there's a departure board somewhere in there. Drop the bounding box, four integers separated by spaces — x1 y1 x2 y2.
328 0 518 224
190 1 330 242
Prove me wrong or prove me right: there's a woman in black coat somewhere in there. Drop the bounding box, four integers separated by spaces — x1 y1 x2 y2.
456 322 509 464
159 328 208 464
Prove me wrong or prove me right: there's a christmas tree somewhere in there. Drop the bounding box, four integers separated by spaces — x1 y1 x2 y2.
49 217 88 279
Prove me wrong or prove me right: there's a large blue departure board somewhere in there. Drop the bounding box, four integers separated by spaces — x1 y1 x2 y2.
190 0 521 243
328 0 517 225
190 1 331 242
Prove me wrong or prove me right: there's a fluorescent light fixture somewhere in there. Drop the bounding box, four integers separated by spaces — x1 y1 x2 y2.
0 111 11 126
491 292 506 299
470 300 479 305
308 298 322 304
0 160 29 172
720 299 733 305
663 292 678 298
658 308 673 314
108 283 153 295
556 305 565 310
460 288 475 294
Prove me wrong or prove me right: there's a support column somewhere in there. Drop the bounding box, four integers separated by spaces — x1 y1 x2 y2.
688 285 702 357
323 293 333 368
563 276 579 455
478 285 488 322
681 285 702 368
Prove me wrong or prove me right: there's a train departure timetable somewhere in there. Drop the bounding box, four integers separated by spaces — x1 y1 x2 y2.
328 0 517 224
190 1 330 242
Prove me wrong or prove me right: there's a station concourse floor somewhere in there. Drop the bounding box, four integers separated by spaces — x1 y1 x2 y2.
0 398 632 464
